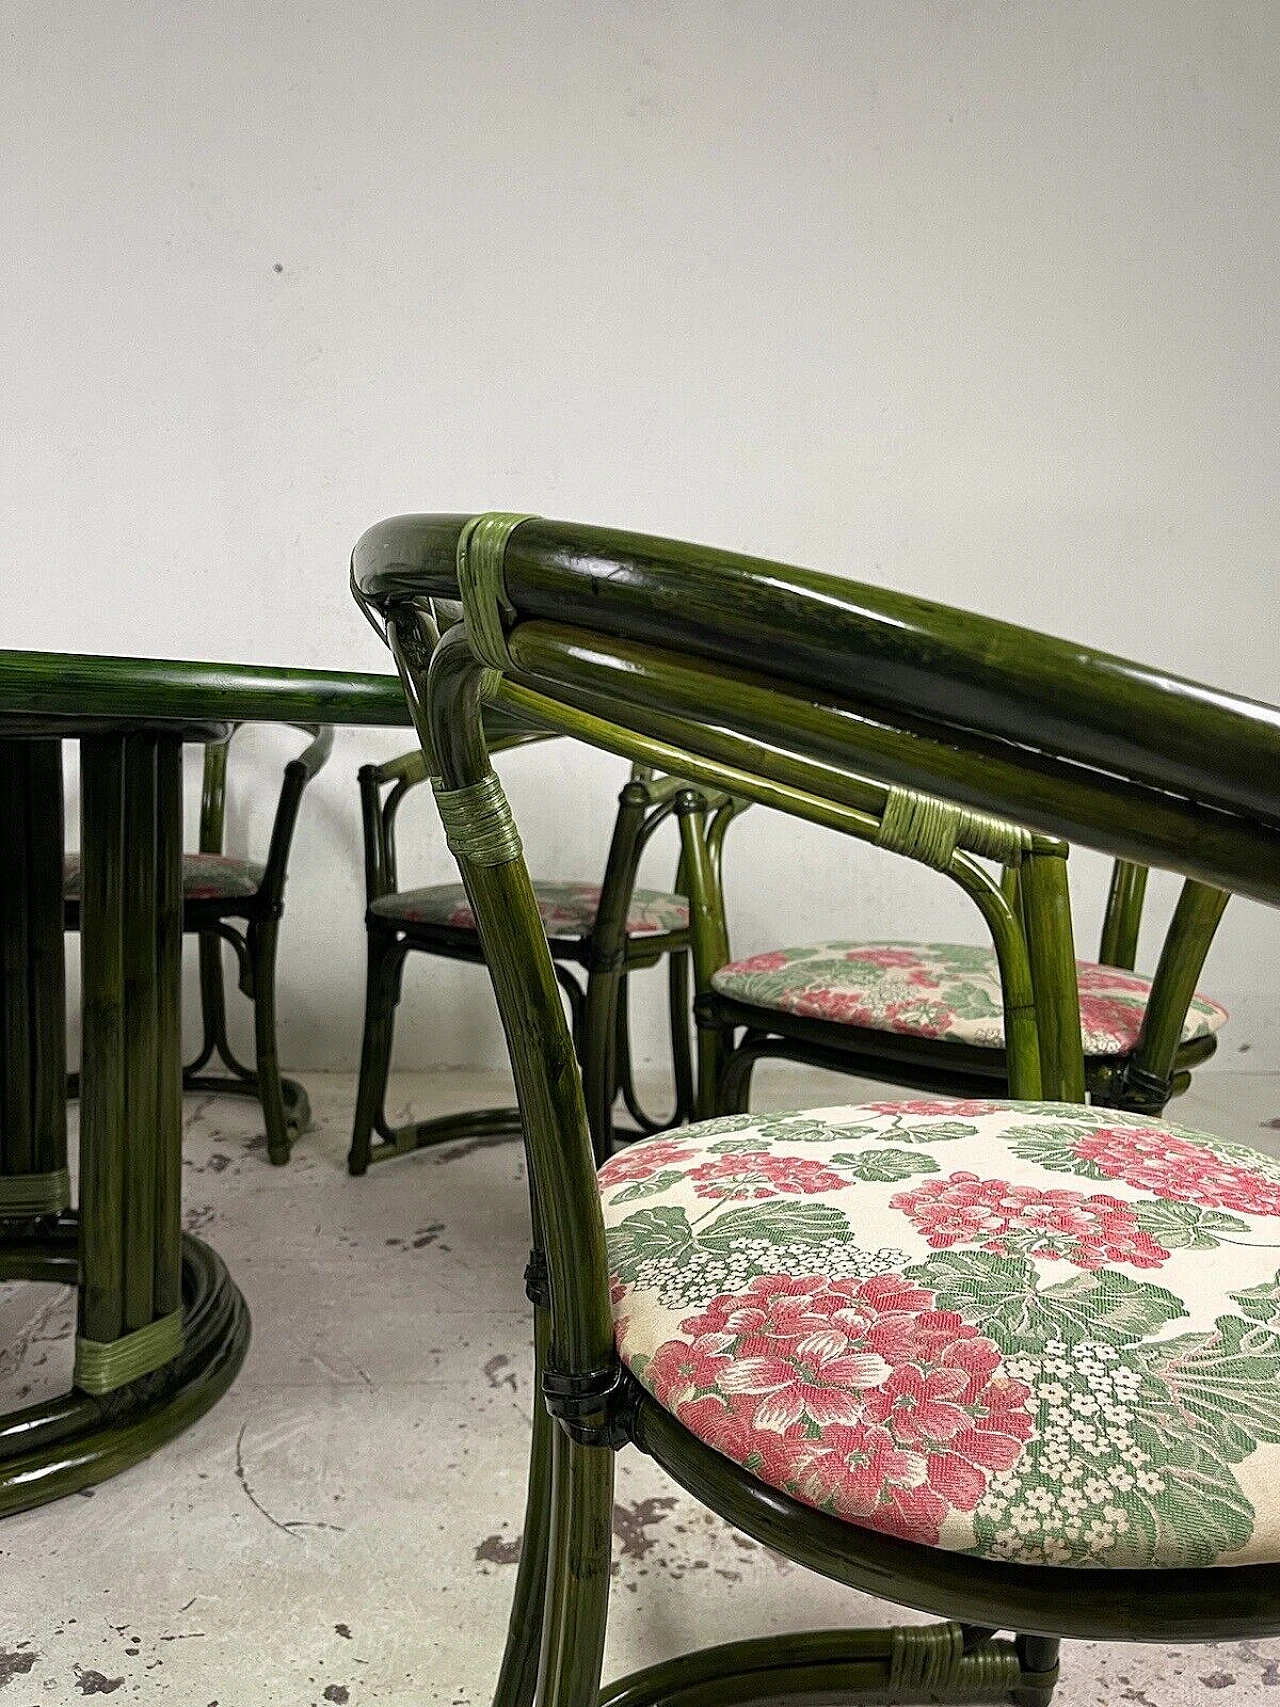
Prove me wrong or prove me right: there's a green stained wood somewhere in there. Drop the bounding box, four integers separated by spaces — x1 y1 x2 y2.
1099 860 1150 969
26 742 67 1182
350 508 1280 1694
0 745 34 1177
153 738 184 1318
78 735 127 1348
121 733 160 1332
353 516 1280 904
0 650 411 730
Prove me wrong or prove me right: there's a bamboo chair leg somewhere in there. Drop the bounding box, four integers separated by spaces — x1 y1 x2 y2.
184 928 224 1076
534 1427 614 1707
612 953 697 1137
493 1309 557 1707
717 1040 758 1115
348 930 401 1176
581 966 622 1165
248 920 291 1165
667 949 696 1125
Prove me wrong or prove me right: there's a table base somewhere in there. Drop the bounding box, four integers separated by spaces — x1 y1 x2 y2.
0 1217 249 1516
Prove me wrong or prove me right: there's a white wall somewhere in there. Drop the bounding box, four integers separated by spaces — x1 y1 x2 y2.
5 1 1278 1079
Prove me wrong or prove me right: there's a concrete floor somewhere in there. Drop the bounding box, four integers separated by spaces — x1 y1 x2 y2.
4 1065 1280 1706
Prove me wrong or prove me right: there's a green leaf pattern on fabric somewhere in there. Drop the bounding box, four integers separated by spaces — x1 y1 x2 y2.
709 940 1227 1055
599 1100 1280 1568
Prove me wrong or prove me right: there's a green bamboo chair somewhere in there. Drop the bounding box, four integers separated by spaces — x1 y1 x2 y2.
352 511 1280 1707
697 850 1228 1120
349 739 704 1172
65 722 333 1164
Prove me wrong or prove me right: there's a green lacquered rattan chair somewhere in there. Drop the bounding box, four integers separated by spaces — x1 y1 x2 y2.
349 737 708 1172
697 850 1229 1120
65 721 333 1164
353 511 1280 1707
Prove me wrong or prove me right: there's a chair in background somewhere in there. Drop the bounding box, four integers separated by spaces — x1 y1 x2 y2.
65 722 332 1163
348 737 721 1172
354 510 1280 1707
698 847 1229 1120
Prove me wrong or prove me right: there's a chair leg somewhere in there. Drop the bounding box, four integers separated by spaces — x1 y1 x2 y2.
534 1427 614 1707
581 965 621 1166
667 949 696 1125
1013 1635 1060 1707
721 1049 757 1115
492 1310 556 1707
185 927 224 1076
348 929 401 1176
612 953 697 1137
248 919 291 1166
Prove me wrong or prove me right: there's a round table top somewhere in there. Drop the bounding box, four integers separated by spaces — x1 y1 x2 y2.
0 648 414 736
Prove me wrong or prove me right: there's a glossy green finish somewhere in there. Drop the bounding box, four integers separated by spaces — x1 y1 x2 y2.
599 1626 1029 1707
492 1306 555 1707
0 650 477 1511
348 739 700 1173
489 670 1055 1114
0 649 413 729
0 742 67 1208
182 723 333 1163
1103 880 1231 1115
0 715 251 1514
67 722 333 1162
355 515 1280 837
354 519 1280 903
1099 860 1150 970
0 1227 248 1517
353 511 1280 1702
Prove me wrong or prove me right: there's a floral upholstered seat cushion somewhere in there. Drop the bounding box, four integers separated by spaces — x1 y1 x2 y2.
370 880 689 939
600 1100 1280 1568
64 852 265 903
710 941 1228 1057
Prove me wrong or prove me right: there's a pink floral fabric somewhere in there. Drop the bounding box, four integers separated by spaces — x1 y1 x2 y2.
372 879 689 939
64 852 265 902
601 1100 1280 1567
710 941 1227 1056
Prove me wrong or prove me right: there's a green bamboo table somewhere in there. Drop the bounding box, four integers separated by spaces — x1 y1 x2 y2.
0 650 414 1515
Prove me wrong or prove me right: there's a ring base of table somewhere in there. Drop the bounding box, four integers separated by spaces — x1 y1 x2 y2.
0 1215 250 1516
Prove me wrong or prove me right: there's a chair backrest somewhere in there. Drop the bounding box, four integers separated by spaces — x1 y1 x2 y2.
198 721 334 903
352 511 1280 1418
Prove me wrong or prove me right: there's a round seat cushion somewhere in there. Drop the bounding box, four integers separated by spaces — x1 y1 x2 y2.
64 851 265 903
371 880 689 939
600 1100 1280 1569
710 941 1228 1057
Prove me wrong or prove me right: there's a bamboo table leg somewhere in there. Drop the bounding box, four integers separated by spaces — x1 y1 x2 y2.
0 733 250 1516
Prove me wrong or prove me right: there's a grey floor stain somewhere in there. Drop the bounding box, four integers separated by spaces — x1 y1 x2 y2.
474 1532 522 1566
482 1354 517 1393
323 1687 350 1704
612 1497 677 1561
0 1649 37 1688
1201 1674 1236 1689
74 1669 125 1695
